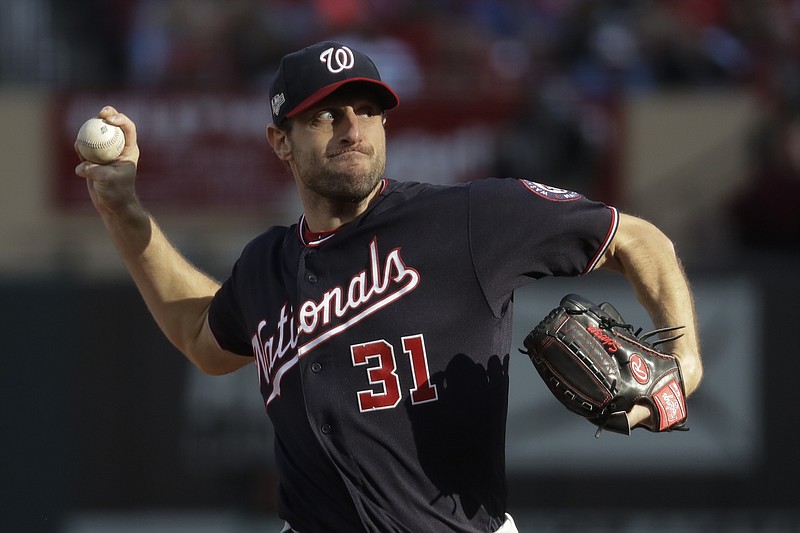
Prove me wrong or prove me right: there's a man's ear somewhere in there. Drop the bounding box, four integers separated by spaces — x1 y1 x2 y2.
267 123 292 162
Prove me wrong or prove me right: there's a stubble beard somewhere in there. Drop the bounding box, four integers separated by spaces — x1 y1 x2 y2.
300 147 387 204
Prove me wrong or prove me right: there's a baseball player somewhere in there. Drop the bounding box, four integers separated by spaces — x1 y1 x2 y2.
75 41 703 532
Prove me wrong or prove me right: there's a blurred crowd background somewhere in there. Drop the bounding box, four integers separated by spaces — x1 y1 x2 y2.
2 1 800 532
5 0 800 248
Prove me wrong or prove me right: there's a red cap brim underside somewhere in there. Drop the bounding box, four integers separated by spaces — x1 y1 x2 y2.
285 78 399 118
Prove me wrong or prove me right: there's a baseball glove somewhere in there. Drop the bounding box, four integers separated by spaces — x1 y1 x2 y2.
521 294 688 437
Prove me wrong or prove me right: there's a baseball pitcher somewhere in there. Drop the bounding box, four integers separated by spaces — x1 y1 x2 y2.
75 41 703 532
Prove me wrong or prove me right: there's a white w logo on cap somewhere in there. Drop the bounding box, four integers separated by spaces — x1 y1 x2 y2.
319 46 355 74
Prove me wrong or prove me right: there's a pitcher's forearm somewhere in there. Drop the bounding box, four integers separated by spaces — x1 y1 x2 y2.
100 205 221 358
600 214 703 395
631 257 703 395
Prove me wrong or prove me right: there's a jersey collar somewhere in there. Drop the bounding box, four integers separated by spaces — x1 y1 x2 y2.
297 179 389 247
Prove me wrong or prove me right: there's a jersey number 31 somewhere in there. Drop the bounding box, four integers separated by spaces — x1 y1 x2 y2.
351 334 439 412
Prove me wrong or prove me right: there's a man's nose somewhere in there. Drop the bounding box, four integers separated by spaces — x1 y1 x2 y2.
338 108 361 142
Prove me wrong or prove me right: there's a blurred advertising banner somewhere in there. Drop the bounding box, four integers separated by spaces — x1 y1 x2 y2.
53 92 292 212
53 91 511 212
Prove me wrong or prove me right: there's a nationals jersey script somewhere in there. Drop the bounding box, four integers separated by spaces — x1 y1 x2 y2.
208 178 618 532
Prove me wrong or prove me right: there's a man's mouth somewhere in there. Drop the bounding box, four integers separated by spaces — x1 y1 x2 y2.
328 147 371 158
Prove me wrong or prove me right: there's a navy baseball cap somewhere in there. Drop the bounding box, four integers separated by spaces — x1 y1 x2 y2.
269 41 400 125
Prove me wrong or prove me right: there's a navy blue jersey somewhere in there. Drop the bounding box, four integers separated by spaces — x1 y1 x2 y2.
208 178 618 532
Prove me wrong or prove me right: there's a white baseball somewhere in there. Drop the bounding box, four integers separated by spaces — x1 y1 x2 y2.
75 117 125 164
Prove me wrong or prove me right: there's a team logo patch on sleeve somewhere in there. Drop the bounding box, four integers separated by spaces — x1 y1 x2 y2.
520 179 582 201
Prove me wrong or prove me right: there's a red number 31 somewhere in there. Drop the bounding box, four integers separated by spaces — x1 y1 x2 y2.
350 334 439 412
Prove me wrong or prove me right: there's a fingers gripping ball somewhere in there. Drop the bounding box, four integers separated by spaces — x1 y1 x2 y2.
521 294 688 437
76 118 125 164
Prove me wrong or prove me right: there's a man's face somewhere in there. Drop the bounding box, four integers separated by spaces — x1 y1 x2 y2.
285 87 387 204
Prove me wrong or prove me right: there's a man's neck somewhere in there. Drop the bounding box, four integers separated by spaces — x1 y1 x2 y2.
301 179 385 232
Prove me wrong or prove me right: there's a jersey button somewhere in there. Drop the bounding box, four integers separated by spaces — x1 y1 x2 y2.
311 362 322 373
321 424 332 435
307 273 318 284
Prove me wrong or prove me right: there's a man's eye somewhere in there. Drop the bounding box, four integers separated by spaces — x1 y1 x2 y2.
316 111 335 122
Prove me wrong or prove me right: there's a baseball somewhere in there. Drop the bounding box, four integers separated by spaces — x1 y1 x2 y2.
75 117 125 164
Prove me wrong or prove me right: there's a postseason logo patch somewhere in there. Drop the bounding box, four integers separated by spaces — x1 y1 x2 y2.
520 179 582 201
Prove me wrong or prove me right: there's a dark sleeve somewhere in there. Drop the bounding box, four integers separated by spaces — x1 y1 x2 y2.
468 178 618 310
208 259 254 356
207 226 293 356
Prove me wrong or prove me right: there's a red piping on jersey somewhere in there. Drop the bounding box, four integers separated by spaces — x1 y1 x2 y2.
297 214 339 247
297 179 389 247
303 222 339 244
583 206 619 274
